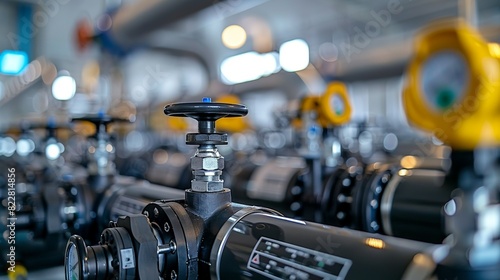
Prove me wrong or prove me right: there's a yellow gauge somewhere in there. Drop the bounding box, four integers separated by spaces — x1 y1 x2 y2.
319 81 352 126
403 19 500 149
215 94 250 133
296 81 352 128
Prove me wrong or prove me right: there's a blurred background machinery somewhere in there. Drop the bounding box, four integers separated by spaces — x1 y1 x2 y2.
0 0 498 279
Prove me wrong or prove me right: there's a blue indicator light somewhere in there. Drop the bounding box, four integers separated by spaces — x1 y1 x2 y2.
202 97 212 103
0 50 28 75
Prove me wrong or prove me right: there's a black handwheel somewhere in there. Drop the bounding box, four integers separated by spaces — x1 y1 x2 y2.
164 102 247 120
72 113 131 138
164 101 248 135
71 114 130 125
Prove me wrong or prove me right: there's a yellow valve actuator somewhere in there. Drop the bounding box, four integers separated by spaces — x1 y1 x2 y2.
403 19 500 149
298 81 352 127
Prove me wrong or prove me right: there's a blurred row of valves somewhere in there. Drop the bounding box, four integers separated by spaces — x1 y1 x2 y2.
0 81 447 276
0 19 499 279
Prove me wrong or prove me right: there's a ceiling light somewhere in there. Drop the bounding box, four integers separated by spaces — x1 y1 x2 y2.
279 39 309 72
221 51 280 84
222 25 247 49
52 75 76 101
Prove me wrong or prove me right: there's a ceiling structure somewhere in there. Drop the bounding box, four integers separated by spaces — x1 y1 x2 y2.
146 0 500 84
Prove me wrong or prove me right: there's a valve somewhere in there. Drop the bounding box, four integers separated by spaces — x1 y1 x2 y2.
403 19 500 279
30 119 73 162
72 114 129 178
65 99 448 280
291 82 353 220
295 81 352 129
164 98 247 192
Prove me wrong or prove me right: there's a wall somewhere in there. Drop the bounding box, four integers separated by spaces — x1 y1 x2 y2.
0 0 106 126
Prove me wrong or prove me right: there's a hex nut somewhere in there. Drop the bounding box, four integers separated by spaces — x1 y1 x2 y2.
186 133 228 144
191 180 224 192
191 157 224 170
202 157 218 170
193 170 222 177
